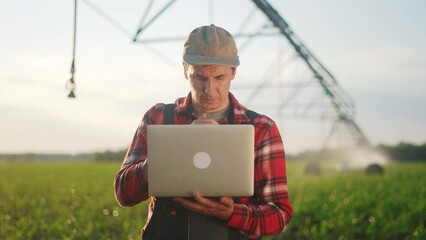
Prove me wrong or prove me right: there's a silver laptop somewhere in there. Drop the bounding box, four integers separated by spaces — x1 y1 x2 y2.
147 125 254 197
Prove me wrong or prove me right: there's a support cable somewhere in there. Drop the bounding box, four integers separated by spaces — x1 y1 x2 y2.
244 50 293 106
81 0 133 37
133 0 155 41
237 23 270 53
132 0 177 41
80 0 177 69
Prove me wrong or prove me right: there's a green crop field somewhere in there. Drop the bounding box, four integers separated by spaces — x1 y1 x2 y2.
0 161 424 239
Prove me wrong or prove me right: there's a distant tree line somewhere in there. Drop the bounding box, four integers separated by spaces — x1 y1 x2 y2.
0 151 123 162
93 149 127 162
376 142 426 162
1 142 425 162
0 152 93 162
285 142 426 162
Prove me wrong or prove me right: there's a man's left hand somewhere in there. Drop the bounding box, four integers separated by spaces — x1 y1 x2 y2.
173 192 234 221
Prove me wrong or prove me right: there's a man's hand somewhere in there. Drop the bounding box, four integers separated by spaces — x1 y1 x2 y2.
192 113 219 125
173 193 234 221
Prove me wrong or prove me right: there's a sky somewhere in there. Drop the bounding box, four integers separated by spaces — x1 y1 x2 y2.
0 0 425 154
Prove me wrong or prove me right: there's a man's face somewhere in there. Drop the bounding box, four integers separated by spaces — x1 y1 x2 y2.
184 64 236 113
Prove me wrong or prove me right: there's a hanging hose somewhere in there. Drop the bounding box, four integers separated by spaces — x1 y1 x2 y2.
67 0 77 98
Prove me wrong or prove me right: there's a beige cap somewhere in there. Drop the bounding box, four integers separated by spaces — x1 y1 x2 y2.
183 24 240 67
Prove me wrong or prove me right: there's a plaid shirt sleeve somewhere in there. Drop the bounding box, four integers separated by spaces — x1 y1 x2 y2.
227 116 293 239
114 104 165 207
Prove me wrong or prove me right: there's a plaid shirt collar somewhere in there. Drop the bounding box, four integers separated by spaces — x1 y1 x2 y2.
174 92 252 124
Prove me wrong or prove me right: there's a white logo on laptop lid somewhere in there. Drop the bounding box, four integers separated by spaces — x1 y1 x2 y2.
193 152 211 169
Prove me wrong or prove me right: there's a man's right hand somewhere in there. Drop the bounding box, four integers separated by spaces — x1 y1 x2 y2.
192 113 219 125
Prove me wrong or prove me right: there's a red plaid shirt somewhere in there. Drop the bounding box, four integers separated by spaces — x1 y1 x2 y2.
114 93 293 239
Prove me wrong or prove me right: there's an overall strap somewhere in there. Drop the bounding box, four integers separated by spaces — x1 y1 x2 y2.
232 110 257 225
163 103 176 124
245 109 259 124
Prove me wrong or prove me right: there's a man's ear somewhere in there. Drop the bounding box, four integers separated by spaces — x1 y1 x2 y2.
183 62 189 80
231 67 237 80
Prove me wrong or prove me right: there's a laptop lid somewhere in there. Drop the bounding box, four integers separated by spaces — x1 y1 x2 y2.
147 125 254 197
